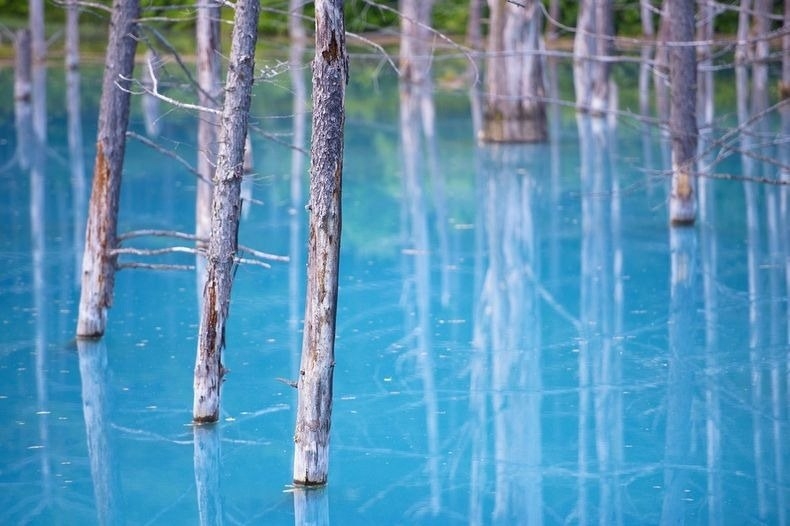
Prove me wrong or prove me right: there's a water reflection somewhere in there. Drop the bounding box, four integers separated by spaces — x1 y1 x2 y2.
577 114 623 525
292 487 329 526
193 425 223 526
398 69 441 518
477 144 543 525
77 339 124 525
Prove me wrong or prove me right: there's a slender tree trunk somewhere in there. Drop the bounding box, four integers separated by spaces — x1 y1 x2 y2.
667 0 698 225
76 0 140 338
29 0 46 146
196 0 222 257
573 0 613 115
193 0 259 423
293 0 348 486
467 0 484 50
14 29 33 170
66 0 87 285
482 0 547 142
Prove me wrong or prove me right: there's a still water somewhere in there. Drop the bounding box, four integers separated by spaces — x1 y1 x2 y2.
0 57 788 525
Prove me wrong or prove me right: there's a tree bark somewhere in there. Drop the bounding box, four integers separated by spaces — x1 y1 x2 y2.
293 0 348 486
481 0 547 143
76 0 140 338
193 0 259 423
667 0 698 225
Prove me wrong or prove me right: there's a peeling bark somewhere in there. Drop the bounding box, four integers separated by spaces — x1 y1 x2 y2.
293 0 348 486
76 0 140 338
193 0 259 423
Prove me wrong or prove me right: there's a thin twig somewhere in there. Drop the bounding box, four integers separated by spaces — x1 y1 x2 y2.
126 131 211 185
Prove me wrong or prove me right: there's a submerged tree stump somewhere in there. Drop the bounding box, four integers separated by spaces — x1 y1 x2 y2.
667 0 698 225
192 0 259 423
76 0 140 338
292 0 348 486
481 0 547 143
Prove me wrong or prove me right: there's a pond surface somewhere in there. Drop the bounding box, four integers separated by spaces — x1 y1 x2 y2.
0 57 788 525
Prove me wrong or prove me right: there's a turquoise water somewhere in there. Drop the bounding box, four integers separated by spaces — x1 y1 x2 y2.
0 60 788 525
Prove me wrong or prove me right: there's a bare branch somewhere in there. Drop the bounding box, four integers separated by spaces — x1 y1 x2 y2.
109 246 200 257
126 131 210 185
117 262 196 271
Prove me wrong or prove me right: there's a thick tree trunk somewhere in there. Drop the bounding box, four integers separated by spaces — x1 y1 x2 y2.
76 0 140 338
481 0 547 143
667 0 698 225
193 0 259 423
196 0 222 256
292 0 348 486
573 0 613 115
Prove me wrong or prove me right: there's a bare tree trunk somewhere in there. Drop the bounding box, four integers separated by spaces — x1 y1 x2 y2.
66 0 87 285
638 0 655 118
14 29 33 170
481 0 547 143
667 0 697 225
293 0 348 486
29 0 46 146
467 0 484 50
76 0 140 338
573 0 613 115
193 0 259 423
289 0 307 377
196 0 222 258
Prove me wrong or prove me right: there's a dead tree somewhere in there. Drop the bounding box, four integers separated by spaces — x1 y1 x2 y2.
573 0 613 115
193 0 260 423
196 0 222 258
293 0 348 486
481 0 547 142
667 0 698 225
76 0 140 338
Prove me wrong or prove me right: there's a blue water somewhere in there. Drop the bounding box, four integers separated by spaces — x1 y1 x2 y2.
0 57 788 525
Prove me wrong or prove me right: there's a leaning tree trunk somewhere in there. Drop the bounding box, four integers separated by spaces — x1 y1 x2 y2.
667 0 698 225
481 0 547 143
192 0 259 423
293 0 348 486
76 0 140 338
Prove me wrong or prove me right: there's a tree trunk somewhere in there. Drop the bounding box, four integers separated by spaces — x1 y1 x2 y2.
667 0 697 225
76 0 140 338
573 0 613 115
481 0 547 143
66 0 87 285
29 0 46 146
14 29 32 170
467 0 484 50
193 0 259 423
292 0 348 486
196 0 222 256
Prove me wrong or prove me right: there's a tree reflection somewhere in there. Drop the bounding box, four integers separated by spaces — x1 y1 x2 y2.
576 114 623 525
193 425 223 525
77 339 124 525
472 143 543 525
293 486 329 526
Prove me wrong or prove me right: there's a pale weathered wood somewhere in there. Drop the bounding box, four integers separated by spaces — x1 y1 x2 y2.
573 0 613 116
76 0 140 338
481 0 547 143
293 0 348 486
193 0 259 423
667 0 698 225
